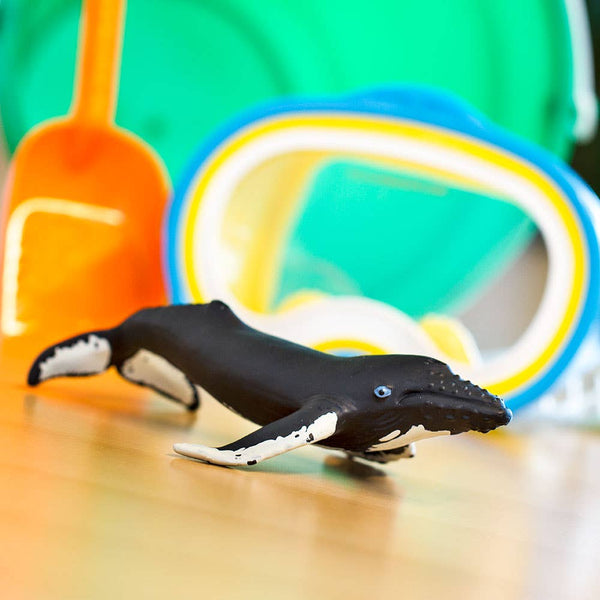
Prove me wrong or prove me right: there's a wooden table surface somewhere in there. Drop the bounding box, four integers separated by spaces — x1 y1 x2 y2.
1 366 599 600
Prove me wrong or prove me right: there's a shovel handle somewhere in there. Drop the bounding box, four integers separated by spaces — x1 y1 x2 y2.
71 0 126 124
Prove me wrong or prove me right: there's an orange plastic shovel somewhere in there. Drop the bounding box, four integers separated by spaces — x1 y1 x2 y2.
0 0 169 373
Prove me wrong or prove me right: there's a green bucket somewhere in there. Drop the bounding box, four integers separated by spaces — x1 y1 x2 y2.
0 0 578 181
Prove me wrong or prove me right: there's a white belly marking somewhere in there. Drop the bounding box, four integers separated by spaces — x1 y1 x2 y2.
369 424 450 451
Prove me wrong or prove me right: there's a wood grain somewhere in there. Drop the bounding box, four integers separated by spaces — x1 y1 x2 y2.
1 366 599 600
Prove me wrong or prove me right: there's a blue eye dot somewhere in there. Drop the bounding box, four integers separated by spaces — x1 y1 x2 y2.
374 385 392 398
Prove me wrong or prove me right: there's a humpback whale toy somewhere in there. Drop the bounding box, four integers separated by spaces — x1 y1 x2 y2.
27 301 512 466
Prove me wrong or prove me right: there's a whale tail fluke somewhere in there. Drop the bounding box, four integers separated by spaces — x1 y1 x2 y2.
27 330 115 387
27 325 200 411
115 349 200 411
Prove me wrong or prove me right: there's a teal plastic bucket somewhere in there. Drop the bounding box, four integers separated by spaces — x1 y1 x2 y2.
0 0 578 180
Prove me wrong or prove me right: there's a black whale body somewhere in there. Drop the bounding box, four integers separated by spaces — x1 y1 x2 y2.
28 301 512 466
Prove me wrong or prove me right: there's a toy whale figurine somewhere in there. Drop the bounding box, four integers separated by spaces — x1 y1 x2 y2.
27 301 512 466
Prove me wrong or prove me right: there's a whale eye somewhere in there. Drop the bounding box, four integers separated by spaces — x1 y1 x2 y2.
374 385 392 399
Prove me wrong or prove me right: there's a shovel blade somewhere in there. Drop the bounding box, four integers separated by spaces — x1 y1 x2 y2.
0 120 169 364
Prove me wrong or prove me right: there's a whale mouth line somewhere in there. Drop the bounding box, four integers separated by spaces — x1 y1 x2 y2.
401 390 512 433
402 389 496 408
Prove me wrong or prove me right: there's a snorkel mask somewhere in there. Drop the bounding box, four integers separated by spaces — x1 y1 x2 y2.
167 87 600 412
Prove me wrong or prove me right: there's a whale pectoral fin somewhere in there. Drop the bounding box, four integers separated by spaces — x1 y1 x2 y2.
350 443 416 464
389 443 416 460
174 403 340 466
117 350 199 411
